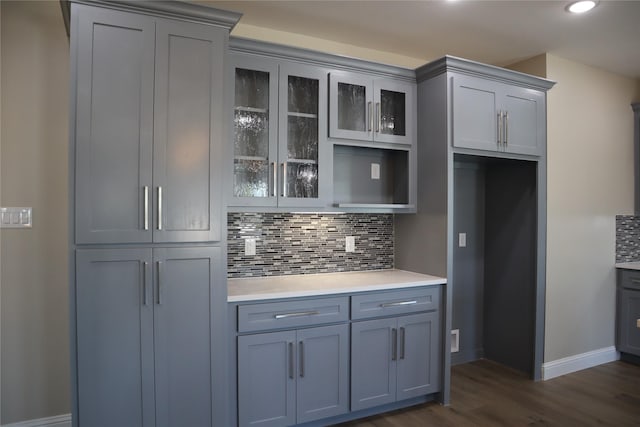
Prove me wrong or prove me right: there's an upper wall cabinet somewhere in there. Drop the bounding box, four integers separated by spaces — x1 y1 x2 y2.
231 55 329 209
329 72 414 145
451 73 545 156
74 6 224 244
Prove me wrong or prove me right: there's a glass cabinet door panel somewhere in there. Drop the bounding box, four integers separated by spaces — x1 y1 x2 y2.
233 159 270 198
287 116 318 161
288 76 318 115
234 110 269 158
380 89 406 137
235 68 269 110
337 82 366 132
285 163 318 198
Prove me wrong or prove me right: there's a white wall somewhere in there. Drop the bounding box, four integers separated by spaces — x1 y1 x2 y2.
545 54 638 362
0 2 70 423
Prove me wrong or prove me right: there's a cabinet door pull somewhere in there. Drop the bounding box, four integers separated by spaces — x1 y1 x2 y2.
281 162 287 198
375 102 381 133
391 328 397 361
400 327 406 360
299 341 305 378
272 162 277 198
156 261 162 305
143 186 149 230
288 342 294 379
636 319 640 329
504 111 509 147
380 300 418 308
157 186 163 230
497 111 503 146
630 278 640 285
367 101 373 132
142 262 149 306
274 311 320 319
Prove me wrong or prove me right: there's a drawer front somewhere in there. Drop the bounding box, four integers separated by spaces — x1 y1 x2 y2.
351 287 440 320
238 297 349 333
620 270 640 290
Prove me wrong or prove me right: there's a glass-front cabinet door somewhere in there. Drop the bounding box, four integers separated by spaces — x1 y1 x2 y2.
231 57 278 207
329 72 413 145
278 63 328 207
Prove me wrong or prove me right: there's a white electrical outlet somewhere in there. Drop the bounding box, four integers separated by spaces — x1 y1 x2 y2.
370 163 380 180
345 236 355 253
245 238 256 256
451 329 460 353
458 233 466 248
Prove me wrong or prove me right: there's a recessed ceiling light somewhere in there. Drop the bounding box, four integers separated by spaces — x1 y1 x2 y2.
566 0 597 14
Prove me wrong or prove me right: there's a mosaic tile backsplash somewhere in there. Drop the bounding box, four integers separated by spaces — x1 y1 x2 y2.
228 213 394 278
616 215 640 262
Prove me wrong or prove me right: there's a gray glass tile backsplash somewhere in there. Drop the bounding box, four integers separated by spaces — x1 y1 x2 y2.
228 213 394 278
616 215 640 262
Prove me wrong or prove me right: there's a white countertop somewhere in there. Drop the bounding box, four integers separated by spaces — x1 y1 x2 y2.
228 269 446 302
615 262 640 270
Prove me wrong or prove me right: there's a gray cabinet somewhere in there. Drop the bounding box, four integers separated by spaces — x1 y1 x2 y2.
452 73 544 156
230 55 329 208
617 270 640 358
351 312 440 411
329 71 414 145
76 247 221 427
237 324 349 427
74 5 224 244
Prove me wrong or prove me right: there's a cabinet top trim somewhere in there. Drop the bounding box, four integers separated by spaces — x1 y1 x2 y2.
63 0 242 33
230 37 417 83
416 55 555 91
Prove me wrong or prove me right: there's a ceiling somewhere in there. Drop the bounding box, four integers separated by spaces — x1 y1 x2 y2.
202 0 640 78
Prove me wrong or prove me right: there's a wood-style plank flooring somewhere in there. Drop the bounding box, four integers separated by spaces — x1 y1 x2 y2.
338 359 640 426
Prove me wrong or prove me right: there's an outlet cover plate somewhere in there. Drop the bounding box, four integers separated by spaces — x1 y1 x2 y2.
345 236 355 252
0 207 32 228
244 238 256 256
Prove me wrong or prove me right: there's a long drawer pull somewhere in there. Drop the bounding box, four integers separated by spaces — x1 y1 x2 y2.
380 300 418 308
274 311 320 319
630 279 640 285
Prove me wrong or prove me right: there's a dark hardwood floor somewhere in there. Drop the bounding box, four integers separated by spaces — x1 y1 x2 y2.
339 359 640 426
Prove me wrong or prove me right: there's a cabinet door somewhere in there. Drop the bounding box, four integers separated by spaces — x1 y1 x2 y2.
153 20 225 242
296 325 349 423
278 63 329 208
501 86 544 156
452 74 500 152
396 312 441 400
74 6 154 244
153 247 220 427
238 331 296 427
231 55 279 207
329 72 374 141
373 80 414 145
351 317 397 411
619 289 640 356
76 249 154 427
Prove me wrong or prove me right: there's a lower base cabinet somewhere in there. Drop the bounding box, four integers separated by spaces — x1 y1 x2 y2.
237 324 349 426
351 312 441 411
76 247 220 427
618 287 640 356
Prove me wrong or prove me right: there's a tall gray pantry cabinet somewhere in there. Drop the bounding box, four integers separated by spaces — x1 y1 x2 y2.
66 2 241 426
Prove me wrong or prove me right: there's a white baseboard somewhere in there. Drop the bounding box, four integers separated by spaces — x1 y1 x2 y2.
2 414 71 427
542 346 620 380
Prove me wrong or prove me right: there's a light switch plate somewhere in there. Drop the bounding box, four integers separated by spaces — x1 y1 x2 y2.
0 207 32 228
458 233 466 248
245 238 256 256
370 163 380 180
451 329 460 353
345 236 355 252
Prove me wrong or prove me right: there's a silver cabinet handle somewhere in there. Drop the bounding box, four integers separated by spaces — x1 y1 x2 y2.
288 342 294 379
143 186 149 230
504 111 509 147
636 318 640 329
281 162 287 198
272 162 277 198
631 279 640 285
274 311 320 319
367 101 373 132
299 341 305 378
157 186 163 231
497 111 503 146
156 261 162 305
142 262 149 306
400 327 406 360
380 300 418 308
375 102 381 133
391 328 397 361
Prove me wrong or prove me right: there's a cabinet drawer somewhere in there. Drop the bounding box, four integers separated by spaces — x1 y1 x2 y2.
238 297 349 333
620 270 640 290
351 287 440 320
